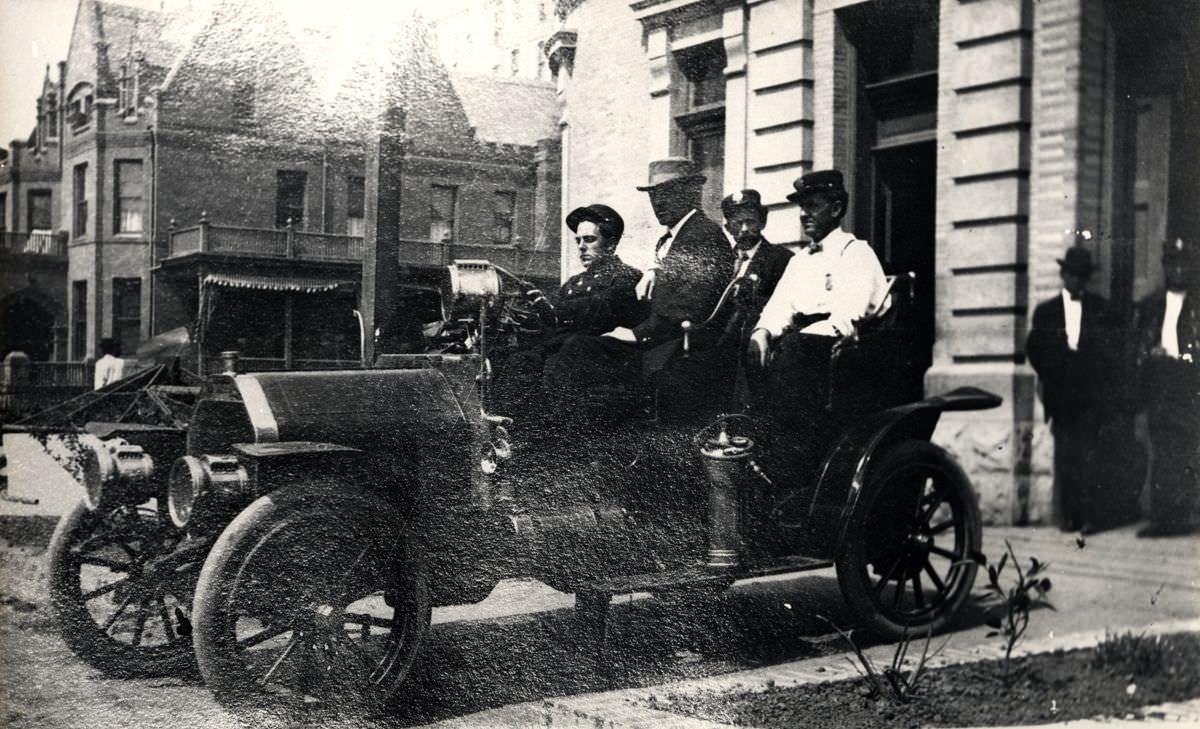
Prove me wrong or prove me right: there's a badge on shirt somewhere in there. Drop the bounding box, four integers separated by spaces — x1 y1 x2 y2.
825 273 833 292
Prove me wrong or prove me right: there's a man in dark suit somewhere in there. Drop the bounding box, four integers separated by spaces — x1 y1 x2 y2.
720 189 792 408
545 159 735 422
1134 236 1200 537
1026 246 1118 533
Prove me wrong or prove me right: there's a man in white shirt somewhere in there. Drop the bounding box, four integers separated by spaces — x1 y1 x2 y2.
1026 246 1118 533
747 170 888 368
93 337 126 390
1136 236 1200 537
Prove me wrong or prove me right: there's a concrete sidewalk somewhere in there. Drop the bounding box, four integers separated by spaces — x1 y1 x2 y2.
420 524 1200 728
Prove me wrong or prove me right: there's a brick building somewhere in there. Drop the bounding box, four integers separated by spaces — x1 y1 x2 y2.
45 0 560 372
548 0 1199 523
0 64 68 362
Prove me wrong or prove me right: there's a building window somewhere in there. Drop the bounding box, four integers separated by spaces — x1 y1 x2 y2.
114 160 144 233
0 192 7 234
673 40 727 219
72 280 87 360
275 170 307 227
67 83 94 131
429 184 457 243
346 176 365 237
117 62 138 117
27 190 52 231
112 278 141 356
493 191 516 244
73 164 88 238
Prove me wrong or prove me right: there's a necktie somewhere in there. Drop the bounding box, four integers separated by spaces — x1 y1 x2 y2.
735 250 749 277
655 231 672 263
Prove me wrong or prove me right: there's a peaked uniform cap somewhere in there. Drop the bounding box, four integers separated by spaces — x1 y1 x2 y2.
787 169 847 203
721 189 768 218
636 158 707 191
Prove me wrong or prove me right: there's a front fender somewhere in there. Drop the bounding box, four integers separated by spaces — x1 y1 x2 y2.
788 386 1000 559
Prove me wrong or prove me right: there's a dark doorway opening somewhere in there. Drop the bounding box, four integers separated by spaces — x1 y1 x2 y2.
871 141 936 377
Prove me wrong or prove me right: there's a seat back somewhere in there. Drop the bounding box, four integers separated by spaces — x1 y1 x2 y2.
827 271 923 416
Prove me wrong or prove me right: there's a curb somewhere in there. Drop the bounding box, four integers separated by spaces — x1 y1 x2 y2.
423 618 1200 729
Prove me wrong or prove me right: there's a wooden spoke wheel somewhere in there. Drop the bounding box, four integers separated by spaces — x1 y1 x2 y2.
836 440 981 640
192 486 429 714
47 500 197 677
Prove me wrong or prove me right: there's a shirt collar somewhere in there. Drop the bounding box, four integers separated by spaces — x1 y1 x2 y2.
668 208 699 239
1061 288 1084 304
807 226 851 254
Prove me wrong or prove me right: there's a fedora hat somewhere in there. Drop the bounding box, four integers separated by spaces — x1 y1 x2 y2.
786 169 847 204
1056 246 1095 276
636 158 706 191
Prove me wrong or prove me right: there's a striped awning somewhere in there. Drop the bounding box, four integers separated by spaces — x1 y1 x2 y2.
202 273 351 293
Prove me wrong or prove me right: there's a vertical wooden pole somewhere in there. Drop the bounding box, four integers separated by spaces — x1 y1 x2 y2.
283 292 294 369
360 105 405 367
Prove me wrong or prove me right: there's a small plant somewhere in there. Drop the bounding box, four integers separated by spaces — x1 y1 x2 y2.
975 539 1053 684
1092 630 1170 676
819 616 949 704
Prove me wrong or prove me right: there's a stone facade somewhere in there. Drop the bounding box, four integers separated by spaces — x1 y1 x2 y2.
555 0 1197 523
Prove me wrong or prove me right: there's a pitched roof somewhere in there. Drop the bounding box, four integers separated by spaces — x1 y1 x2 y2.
450 74 559 146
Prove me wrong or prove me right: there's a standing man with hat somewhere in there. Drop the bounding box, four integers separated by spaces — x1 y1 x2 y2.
1026 245 1119 534
1134 236 1200 537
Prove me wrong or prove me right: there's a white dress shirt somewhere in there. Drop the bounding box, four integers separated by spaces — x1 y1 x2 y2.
753 227 888 338
1061 289 1083 351
94 354 126 390
1161 290 1186 358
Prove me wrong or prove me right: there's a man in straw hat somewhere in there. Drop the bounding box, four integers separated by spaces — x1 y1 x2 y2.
1026 244 1120 534
1135 235 1200 537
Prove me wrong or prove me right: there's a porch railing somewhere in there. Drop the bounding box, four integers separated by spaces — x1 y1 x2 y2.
166 216 558 278
0 230 68 259
0 353 93 421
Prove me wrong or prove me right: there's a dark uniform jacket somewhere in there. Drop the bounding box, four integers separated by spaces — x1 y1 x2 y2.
1026 291 1117 422
632 210 736 344
549 254 646 335
738 239 793 317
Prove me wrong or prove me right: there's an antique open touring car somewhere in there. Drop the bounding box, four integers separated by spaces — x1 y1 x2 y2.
11 259 1000 712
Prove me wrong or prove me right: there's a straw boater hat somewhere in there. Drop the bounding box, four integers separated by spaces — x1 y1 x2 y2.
636 158 706 191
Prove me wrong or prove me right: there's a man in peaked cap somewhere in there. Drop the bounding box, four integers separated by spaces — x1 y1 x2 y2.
1026 244 1121 534
747 170 888 369
721 189 793 407
1135 235 1200 537
495 203 646 418
545 158 736 422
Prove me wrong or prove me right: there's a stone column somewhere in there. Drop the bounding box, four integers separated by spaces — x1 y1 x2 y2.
927 0 1039 525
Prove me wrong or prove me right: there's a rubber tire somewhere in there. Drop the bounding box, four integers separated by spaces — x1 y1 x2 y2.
47 499 195 678
835 440 981 641
191 485 430 712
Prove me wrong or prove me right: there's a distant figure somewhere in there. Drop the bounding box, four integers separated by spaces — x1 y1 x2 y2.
94 338 125 390
1025 246 1118 534
1135 236 1200 538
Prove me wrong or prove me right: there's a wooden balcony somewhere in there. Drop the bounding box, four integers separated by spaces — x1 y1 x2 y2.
0 230 68 260
165 217 559 279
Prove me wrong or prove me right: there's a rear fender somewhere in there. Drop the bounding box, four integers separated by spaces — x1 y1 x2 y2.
796 387 1000 559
